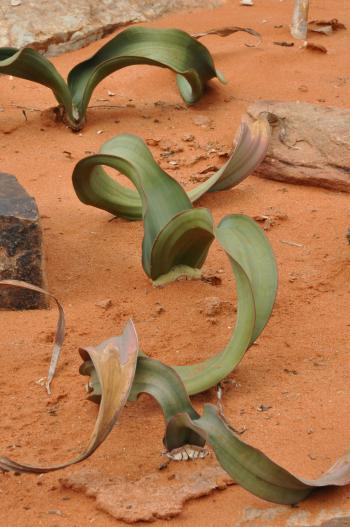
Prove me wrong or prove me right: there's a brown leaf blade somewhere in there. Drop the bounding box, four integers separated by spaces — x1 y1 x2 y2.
0 314 138 473
0 279 65 394
192 26 262 47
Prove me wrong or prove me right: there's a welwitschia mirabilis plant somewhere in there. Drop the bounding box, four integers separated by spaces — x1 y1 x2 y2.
2 313 350 507
72 116 275 394
0 27 224 130
72 116 270 283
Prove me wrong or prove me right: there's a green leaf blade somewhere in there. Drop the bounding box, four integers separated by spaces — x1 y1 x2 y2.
0 47 73 119
174 214 277 394
68 26 221 121
164 406 313 505
216 214 277 343
81 350 350 506
73 134 214 281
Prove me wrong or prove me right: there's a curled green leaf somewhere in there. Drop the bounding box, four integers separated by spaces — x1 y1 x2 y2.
72 117 275 391
4 284 349 507
164 406 312 504
72 116 270 287
0 27 223 130
165 404 350 504
72 117 270 218
73 117 276 391
72 133 215 281
0 48 72 113
174 213 277 394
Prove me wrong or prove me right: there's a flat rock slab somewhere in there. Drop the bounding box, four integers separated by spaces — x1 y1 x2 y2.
247 101 350 193
0 172 47 310
237 505 350 527
0 0 223 55
61 465 234 522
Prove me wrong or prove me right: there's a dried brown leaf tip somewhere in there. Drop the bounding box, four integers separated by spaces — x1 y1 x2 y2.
308 19 346 35
192 26 262 47
302 41 328 54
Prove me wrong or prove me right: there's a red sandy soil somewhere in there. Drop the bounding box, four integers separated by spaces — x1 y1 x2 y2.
0 1 349 526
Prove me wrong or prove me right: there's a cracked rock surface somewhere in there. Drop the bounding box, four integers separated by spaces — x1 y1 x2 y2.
247 101 350 193
61 465 234 522
0 0 223 55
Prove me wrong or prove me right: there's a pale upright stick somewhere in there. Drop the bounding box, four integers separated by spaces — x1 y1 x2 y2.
291 0 310 39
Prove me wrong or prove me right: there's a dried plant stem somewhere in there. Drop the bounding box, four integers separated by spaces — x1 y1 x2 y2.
291 0 310 39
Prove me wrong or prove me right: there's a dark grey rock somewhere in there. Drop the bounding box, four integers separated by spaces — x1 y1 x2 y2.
0 0 223 55
247 101 350 193
0 172 47 310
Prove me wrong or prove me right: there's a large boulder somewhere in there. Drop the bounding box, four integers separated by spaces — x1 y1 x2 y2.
0 172 47 310
0 0 222 55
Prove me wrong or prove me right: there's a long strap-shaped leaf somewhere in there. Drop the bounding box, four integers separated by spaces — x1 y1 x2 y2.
72 123 276 389
131 359 312 503
174 214 277 395
67 26 225 123
164 407 333 505
129 355 350 504
0 306 138 473
72 117 269 220
71 207 276 394
0 48 72 111
0 27 223 130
